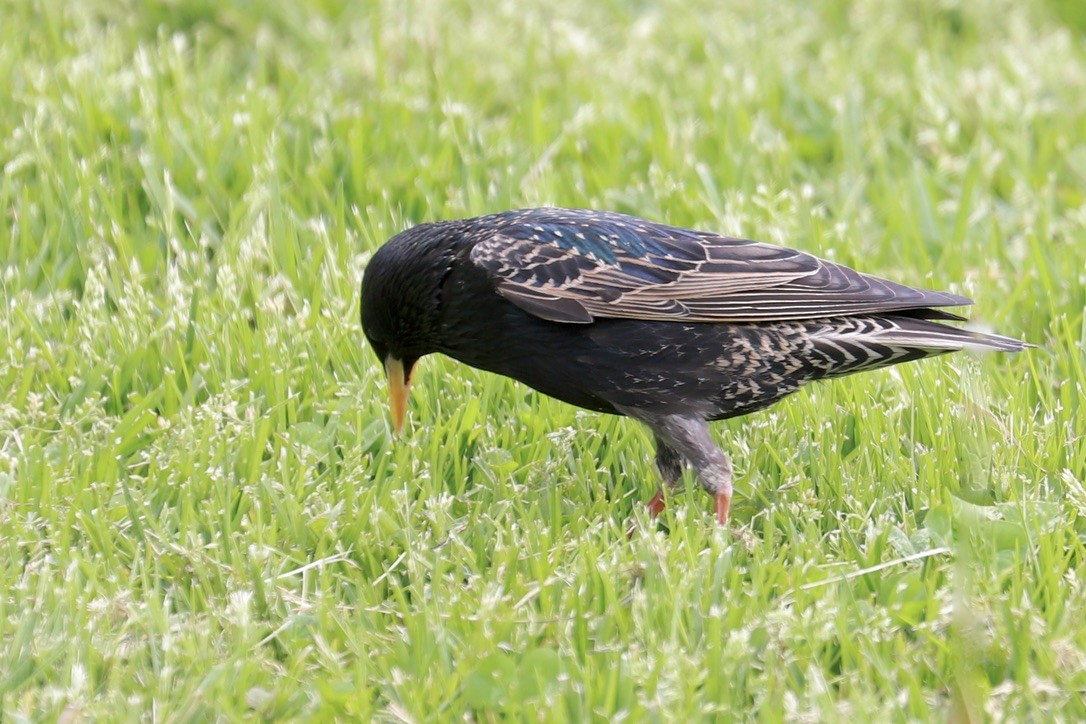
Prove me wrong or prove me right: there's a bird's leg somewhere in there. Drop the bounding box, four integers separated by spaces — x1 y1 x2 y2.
646 490 666 517
644 415 733 526
649 435 684 519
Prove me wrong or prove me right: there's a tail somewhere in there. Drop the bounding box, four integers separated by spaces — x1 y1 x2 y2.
862 315 1030 353
803 314 1030 380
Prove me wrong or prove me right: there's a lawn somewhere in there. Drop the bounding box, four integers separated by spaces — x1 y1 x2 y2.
2 0 1085 719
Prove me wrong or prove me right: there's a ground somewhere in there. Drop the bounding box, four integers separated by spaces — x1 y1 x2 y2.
2 0 1085 719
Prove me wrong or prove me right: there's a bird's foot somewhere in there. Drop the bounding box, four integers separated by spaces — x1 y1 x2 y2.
630 489 732 534
626 490 667 538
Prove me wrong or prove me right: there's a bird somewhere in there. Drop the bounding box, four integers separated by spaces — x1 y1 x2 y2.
360 207 1026 526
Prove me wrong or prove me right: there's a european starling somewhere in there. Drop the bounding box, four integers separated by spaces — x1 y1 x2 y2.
360 208 1026 525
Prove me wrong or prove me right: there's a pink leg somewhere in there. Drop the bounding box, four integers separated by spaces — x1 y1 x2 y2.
715 491 731 526
627 490 667 538
647 490 666 518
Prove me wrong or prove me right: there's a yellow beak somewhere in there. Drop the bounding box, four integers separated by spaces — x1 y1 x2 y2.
385 356 410 434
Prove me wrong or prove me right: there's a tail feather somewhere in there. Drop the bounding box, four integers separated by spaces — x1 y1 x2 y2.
860 315 1030 353
890 307 968 322
801 314 1029 381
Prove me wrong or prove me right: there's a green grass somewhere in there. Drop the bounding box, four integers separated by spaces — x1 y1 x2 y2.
2 0 1085 719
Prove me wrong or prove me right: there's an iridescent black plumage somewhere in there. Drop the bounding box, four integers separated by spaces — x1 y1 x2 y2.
361 208 1026 525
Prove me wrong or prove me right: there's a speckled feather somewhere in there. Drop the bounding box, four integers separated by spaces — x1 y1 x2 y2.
468 208 973 324
360 207 1027 525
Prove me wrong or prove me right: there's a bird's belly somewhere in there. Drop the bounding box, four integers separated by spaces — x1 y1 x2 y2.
436 317 622 414
446 350 622 415
580 319 825 420
440 316 821 420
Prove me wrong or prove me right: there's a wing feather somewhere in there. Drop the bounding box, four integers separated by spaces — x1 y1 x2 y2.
469 209 972 324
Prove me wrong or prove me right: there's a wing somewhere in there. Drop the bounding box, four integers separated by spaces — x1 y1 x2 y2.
469 209 972 324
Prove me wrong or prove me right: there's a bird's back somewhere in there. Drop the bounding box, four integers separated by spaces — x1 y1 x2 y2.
372 208 1026 421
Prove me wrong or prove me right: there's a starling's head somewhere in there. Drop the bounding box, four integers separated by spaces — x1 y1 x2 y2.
361 221 461 433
